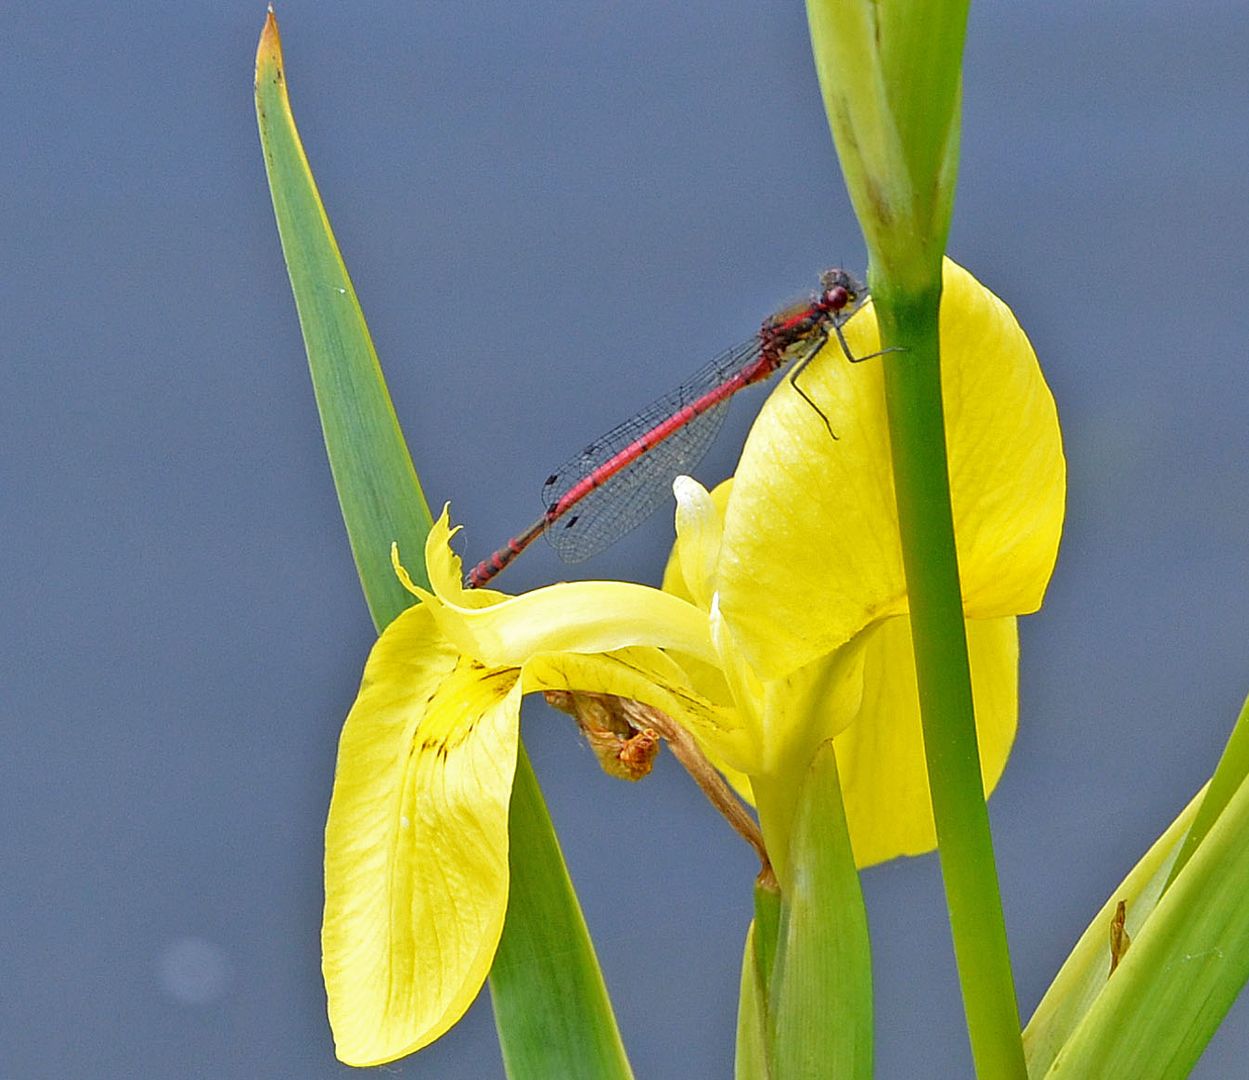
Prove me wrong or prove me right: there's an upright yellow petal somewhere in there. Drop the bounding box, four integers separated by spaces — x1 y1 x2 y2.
834 614 1018 867
670 475 725 612
323 604 522 1065
660 478 737 711
718 261 1064 679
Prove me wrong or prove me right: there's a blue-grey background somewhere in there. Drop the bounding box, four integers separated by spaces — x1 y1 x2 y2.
3 2 1247 1077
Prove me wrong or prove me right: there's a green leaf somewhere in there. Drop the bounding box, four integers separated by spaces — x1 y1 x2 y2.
489 751 634 1079
1038 775 1249 1078
1165 692 1249 890
736 878 782 1079
1023 786 1204 1076
1027 693 1249 1076
752 875 783 1001
254 13 632 1078
769 742 872 1079
254 11 432 626
736 921 772 1080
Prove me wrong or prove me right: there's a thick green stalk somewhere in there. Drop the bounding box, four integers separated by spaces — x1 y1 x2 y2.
807 0 1023 1073
873 281 1026 1079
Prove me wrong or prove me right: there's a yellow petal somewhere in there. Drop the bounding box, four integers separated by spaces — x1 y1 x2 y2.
423 506 503 610
670 476 724 612
522 645 751 768
718 260 1064 678
834 614 1018 868
659 479 737 711
663 477 736 602
429 579 719 669
409 506 721 670
753 633 871 774
323 603 522 1065
745 640 872 874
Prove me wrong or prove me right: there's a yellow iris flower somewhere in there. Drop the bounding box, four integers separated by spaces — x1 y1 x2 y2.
321 259 1064 1065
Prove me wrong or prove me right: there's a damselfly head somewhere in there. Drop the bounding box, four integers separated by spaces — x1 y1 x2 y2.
818 268 864 312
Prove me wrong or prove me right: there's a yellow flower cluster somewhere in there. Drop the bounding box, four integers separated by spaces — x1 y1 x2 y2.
322 260 1065 1064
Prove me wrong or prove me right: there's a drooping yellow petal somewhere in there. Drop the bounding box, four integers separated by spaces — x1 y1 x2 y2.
416 509 720 670
427 579 719 671
323 603 522 1066
834 614 1018 868
744 639 874 875
718 260 1064 679
522 646 754 771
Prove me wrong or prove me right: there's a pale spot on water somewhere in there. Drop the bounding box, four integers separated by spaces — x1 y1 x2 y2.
157 936 232 1005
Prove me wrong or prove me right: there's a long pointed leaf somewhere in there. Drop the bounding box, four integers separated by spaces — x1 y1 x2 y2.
255 13 632 1078
254 12 432 621
1165 692 1249 890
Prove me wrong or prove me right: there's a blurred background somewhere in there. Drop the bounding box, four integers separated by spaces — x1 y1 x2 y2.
3 2 1247 1076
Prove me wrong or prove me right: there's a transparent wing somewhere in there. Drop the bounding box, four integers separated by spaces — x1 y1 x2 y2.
539 336 762 563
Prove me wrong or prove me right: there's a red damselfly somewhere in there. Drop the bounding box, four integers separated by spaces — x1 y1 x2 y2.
467 268 870 589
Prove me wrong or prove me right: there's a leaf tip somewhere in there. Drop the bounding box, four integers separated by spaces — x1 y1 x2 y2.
255 5 285 87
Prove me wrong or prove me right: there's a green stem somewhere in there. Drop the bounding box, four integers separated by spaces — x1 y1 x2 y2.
873 278 1026 1079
